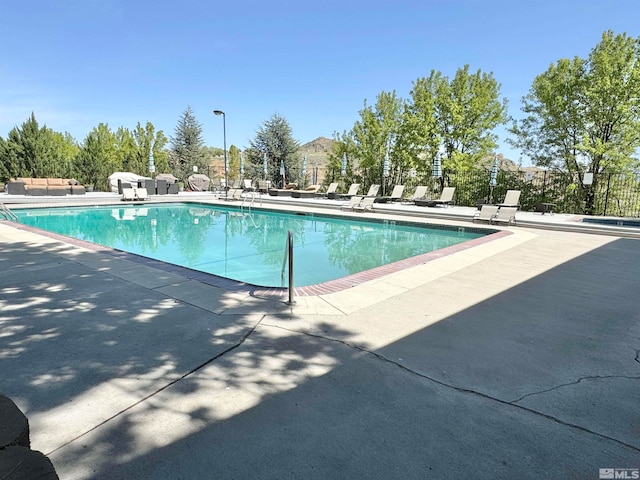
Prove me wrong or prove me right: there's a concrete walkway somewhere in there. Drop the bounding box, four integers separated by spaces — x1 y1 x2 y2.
0 193 639 479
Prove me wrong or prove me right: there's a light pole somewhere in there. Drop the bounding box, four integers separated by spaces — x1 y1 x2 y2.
213 110 228 191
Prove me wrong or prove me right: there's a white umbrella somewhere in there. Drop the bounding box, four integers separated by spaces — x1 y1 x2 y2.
489 156 499 203
149 150 155 175
240 153 245 176
263 153 268 177
280 160 286 186
432 156 442 178
341 153 347 176
301 155 307 183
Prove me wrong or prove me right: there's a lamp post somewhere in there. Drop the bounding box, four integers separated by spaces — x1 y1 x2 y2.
213 110 228 191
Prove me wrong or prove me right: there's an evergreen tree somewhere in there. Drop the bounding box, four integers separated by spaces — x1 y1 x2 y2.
0 137 10 182
169 106 206 182
0 113 79 179
247 113 299 187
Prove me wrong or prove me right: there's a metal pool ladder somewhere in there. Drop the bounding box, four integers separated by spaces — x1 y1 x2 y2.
0 203 18 221
241 191 262 209
280 230 295 305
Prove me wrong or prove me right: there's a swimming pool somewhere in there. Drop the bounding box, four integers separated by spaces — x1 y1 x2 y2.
12 203 496 288
581 217 640 228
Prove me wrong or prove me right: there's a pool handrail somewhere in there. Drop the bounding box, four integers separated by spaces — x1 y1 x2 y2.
281 230 295 305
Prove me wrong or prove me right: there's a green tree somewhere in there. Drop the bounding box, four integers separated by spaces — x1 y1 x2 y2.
115 127 136 173
0 113 79 179
326 132 352 186
349 91 404 190
509 31 640 214
430 66 507 173
247 113 299 187
48 131 79 178
75 124 119 190
1 128 26 179
0 136 10 182
151 130 169 175
169 106 206 182
132 122 169 177
404 75 441 181
228 145 241 180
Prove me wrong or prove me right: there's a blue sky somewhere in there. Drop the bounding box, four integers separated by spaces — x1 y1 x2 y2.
1 0 639 165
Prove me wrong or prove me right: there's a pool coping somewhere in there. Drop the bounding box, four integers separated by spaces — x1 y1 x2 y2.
4 203 512 298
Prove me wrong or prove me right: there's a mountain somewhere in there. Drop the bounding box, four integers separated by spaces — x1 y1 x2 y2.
298 137 334 167
299 136 334 153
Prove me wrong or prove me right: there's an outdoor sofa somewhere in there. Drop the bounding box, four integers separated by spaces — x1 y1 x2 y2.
6 177 86 196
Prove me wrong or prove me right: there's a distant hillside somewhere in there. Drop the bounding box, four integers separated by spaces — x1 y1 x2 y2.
298 137 334 167
299 136 334 154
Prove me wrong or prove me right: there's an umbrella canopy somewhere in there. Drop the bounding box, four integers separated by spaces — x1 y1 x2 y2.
240 154 245 175
489 157 498 187
301 155 307 177
280 160 286 186
341 153 347 176
383 151 390 178
432 156 442 178
149 150 155 174
263 153 268 176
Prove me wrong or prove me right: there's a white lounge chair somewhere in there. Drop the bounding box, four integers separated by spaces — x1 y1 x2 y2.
121 187 136 201
338 183 361 199
135 187 149 200
491 207 517 226
497 190 521 208
340 195 364 211
403 186 429 204
223 188 243 201
375 185 405 203
364 184 380 197
421 187 455 207
353 196 375 212
473 205 499 223
325 182 338 194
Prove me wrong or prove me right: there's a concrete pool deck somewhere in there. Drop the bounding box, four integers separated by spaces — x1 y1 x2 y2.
1 191 639 479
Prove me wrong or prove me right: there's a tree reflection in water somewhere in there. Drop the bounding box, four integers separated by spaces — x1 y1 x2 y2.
13 205 486 287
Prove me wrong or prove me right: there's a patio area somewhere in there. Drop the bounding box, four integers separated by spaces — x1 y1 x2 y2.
0 190 639 479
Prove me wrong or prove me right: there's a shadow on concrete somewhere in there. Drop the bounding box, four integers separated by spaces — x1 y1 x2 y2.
1 235 639 479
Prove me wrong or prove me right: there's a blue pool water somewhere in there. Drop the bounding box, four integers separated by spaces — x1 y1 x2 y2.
13 203 492 287
581 217 640 228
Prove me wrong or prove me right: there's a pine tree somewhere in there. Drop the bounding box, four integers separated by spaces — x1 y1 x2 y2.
248 113 299 187
169 106 206 182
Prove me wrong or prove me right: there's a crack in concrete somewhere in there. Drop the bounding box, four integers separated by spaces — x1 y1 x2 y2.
262 322 640 454
46 315 265 456
511 375 640 404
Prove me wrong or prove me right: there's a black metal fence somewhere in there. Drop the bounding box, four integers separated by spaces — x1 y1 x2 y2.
403 169 640 217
